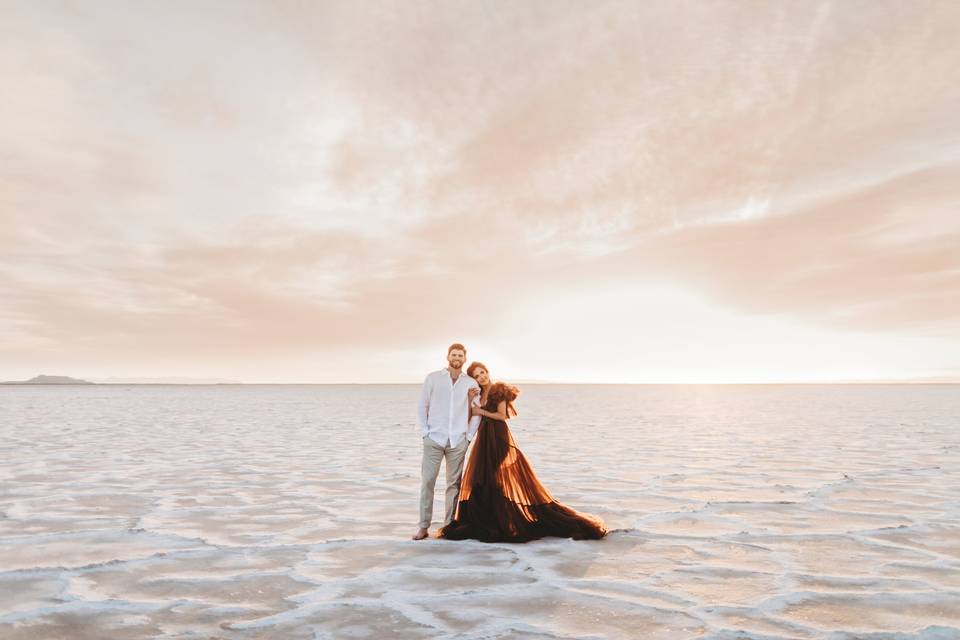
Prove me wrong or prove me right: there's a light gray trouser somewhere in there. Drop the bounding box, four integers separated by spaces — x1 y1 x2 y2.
418 435 470 529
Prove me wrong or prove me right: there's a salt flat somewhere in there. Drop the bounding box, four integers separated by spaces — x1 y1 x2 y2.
1 384 958 639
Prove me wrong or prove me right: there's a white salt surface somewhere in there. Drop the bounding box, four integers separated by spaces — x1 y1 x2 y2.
0 384 958 639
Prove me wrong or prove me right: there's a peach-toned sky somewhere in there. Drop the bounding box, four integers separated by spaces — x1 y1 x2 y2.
2 1 959 383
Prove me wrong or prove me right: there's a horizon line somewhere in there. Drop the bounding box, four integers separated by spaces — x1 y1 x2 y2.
4 380 960 386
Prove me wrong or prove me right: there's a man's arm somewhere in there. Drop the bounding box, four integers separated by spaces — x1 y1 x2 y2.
467 380 481 440
416 373 432 437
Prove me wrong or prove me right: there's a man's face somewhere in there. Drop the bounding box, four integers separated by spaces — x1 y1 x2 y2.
447 349 466 370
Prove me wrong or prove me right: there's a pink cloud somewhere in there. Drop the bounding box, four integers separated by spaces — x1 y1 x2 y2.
1 1 958 377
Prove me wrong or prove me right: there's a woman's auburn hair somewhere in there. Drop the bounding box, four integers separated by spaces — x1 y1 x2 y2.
466 361 487 379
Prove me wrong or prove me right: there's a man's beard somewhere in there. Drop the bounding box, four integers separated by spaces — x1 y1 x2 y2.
449 361 463 370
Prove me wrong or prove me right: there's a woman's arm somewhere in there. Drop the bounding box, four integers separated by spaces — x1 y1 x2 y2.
472 400 509 421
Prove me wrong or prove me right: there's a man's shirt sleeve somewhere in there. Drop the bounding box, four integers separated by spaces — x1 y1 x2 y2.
467 378 481 439
416 373 432 437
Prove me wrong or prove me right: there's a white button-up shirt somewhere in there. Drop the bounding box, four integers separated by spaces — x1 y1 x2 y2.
417 368 481 447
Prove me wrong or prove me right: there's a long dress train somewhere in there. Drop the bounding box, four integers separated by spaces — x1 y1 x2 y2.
439 397 607 543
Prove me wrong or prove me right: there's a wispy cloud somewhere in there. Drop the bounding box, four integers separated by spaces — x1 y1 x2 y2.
1 1 958 380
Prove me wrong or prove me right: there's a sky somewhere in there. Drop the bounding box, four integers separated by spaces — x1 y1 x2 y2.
2 1 959 383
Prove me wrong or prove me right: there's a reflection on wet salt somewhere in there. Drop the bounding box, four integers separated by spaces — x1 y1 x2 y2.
1 384 958 638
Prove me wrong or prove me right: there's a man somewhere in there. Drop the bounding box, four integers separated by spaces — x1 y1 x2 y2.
412 343 481 540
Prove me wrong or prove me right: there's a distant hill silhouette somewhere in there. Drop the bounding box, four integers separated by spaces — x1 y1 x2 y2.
1 374 94 385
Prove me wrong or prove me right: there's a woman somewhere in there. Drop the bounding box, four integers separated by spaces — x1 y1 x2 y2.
439 362 607 543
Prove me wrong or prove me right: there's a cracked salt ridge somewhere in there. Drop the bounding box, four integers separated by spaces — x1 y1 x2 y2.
1 384 959 639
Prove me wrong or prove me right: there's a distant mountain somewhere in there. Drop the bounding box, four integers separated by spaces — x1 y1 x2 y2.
2 374 94 385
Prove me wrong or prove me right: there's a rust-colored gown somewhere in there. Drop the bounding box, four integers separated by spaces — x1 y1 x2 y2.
439 397 607 543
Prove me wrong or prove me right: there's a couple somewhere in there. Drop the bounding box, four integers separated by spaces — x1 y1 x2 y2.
413 343 607 543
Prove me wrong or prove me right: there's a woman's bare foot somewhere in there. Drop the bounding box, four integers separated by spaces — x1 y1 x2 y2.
412 528 429 540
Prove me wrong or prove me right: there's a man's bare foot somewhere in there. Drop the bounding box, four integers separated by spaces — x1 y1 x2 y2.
412 528 429 540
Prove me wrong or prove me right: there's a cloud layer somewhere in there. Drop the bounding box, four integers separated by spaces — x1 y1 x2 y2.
2 1 959 381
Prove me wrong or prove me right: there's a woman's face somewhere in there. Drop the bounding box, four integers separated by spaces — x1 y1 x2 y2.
473 368 490 386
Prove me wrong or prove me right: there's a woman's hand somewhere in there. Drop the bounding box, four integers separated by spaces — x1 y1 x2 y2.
468 388 479 401
471 405 484 417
